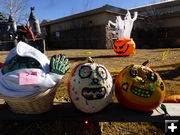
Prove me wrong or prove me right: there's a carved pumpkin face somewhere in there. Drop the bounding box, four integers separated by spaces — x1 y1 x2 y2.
113 39 135 56
68 62 113 113
115 64 166 112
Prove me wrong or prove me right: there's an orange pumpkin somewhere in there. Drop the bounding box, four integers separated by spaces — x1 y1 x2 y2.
163 95 180 103
113 38 135 56
115 64 166 112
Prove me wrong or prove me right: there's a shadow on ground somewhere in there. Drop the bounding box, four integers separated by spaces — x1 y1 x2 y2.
0 121 101 135
69 55 129 61
158 66 180 80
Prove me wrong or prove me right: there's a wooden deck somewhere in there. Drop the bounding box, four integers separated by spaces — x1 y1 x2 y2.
0 101 180 122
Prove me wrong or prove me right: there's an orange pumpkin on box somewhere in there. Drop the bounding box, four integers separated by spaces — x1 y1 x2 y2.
113 38 135 56
115 62 166 112
163 95 180 103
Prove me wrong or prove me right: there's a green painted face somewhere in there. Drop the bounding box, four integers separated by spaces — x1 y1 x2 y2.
2 55 42 74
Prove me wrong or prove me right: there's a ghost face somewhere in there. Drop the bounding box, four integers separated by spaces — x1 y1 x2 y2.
2 55 42 74
69 63 113 113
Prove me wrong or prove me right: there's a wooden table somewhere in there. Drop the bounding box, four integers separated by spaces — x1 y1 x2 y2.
0 101 179 122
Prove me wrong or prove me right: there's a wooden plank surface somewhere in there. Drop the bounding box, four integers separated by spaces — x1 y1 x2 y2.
0 102 180 122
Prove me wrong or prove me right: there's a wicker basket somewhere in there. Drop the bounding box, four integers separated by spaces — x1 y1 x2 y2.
0 83 59 114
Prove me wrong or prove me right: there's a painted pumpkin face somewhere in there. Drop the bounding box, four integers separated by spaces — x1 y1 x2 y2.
115 64 166 112
68 62 113 113
113 38 135 56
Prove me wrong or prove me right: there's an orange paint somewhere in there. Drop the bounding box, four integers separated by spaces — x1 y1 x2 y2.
163 95 180 103
115 65 166 112
113 38 135 56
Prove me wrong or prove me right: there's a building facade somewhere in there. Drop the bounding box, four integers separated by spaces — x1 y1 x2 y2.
41 5 127 49
130 0 180 48
41 0 180 49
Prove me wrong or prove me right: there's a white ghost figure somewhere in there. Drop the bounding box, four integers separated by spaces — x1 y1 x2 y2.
0 42 63 97
108 11 138 40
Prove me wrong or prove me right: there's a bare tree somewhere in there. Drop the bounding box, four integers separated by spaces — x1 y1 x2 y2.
0 0 29 24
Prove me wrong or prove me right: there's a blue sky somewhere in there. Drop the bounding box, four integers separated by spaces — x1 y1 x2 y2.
27 0 165 22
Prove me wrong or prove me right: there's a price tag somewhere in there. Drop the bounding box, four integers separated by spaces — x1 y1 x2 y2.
19 71 38 85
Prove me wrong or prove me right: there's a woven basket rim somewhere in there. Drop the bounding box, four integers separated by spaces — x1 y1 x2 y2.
0 82 60 102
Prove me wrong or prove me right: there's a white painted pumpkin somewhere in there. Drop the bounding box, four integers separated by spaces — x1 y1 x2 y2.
68 59 113 113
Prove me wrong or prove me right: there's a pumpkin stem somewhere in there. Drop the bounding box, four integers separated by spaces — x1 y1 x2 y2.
142 60 149 66
87 57 94 63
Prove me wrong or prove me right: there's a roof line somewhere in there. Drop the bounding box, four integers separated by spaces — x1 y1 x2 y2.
41 5 127 26
128 0 176 10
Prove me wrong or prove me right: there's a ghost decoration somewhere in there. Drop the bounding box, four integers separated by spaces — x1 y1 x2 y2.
68 58 113 113
115 62 166 112
0 41 68 98
108 11 138 56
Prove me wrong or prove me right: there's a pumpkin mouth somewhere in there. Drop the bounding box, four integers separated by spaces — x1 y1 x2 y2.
114 45 130 54
82 87 106 100
131 86 153 98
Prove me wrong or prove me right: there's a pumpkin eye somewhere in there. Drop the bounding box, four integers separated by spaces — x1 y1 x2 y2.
79 66 92 79
97 66 107 79
130 67 138 77
122 83 128 91
160 82 164 90
147 72 157 82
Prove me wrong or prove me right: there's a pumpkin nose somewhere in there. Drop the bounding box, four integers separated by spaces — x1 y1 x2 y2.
93 78 99 84
137 69 147 80
92 76 99 84
135 76 145 84
139 74 147 80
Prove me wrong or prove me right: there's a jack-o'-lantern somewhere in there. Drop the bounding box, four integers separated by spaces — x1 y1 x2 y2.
68 57 113 113
113 38 135 56
115 62 166 112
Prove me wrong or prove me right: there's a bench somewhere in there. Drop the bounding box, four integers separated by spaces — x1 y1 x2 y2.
0 100 180 122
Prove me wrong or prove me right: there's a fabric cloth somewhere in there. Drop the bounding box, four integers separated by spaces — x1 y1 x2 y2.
5 41 49 72
0 42 63 97
108 11 138 40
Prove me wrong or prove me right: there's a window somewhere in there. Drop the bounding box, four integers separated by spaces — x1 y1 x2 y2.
55 31 61 38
